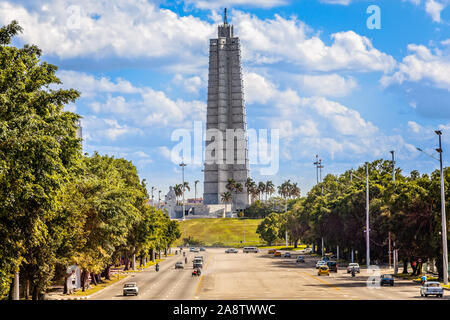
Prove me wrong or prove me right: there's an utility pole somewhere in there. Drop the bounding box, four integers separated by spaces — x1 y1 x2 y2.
180 160 187 221
151 186 155 207
366 162 370 268
314 155 320 184
389 150 395 269
436 130 449 285
158 190 161 209
321 237 324 257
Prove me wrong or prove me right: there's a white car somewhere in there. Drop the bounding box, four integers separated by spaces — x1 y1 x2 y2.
123 282 139 296
190 247 200 252
420 281 444 297
316 260 326 269
225 248 238 253
347 263 360 273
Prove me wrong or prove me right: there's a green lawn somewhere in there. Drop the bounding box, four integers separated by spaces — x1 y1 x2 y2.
177 218 264 247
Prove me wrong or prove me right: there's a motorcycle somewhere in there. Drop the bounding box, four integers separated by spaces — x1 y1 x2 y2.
351 269 356 277
192 268 201 277
155 264 160 272
185 257 188 264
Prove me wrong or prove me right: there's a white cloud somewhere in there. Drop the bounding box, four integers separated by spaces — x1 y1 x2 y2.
0 0 214 60
184 0 287 10
232 11 396 72
294 74 358 97
244 72 408 160
425 0 445 22
381 44 450 91
0 2 396 74
81 116 143 142
408 121 422 133
58 71 207 128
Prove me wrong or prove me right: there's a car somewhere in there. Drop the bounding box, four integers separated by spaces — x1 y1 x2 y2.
347 263 360 273
175 262 184 269
284 252 291 258
190 247 199 252
420 281 444 297
380 274 394 286
318 265 330 276
303 248 312 253
296 256 305 263
316 260 326 269
243 247 259 253
225 248 238 253
268 249 276 254
200 247 206 251
193 258 203 269
321 256 330 262
327 261 338 272
274 251 282 257
123 282 139 296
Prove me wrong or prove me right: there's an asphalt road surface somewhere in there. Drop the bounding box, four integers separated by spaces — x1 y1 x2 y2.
92 248 448 300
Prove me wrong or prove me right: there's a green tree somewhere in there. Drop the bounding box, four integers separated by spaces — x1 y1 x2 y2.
0 21 82 298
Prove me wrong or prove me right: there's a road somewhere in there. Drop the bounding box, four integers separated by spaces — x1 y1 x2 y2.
92 248 448 300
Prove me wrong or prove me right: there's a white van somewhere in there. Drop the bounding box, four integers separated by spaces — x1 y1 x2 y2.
243 247 259 253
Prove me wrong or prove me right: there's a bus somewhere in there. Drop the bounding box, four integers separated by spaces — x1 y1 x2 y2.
243 247 259 253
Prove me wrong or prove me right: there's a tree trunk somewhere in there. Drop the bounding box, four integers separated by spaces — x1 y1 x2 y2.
104 265 111 280
32 285 38 300
25 279 30 299
402 259 408 274
63 273 70 294
124 255 130 271
81 270 89 291
294 239 298 248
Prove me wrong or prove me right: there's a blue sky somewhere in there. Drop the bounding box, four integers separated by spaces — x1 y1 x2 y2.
1 0 450 199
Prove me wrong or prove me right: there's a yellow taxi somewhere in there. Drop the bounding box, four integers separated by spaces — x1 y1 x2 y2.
274 251 282 257
317 265 330 276
268 249 276 254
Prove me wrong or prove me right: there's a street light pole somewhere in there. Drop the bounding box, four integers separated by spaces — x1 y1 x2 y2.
389 150 395 270
151 186 155 207
366 162 370 268
158 190 161 209
180 160 187 221
436 130 449 285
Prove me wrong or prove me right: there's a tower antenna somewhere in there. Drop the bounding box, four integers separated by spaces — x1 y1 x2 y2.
224 8 228 24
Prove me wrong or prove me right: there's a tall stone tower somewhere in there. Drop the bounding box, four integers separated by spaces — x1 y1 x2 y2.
203 9 250 210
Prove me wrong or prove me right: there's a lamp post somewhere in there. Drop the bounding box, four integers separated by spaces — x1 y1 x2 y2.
151 186 155 207
389 151 395 270
365 162 370 268
180 160 187 221
436 131 449 285
195 180 199 203
158 190 161 209
350 163 370 268
416 131 448 285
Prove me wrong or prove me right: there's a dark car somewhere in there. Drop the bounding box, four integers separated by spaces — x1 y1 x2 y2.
327 261 338 272
380 274 394 286
296 256 305 263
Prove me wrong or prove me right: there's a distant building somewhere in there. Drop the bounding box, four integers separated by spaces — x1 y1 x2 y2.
187 198 203 204
203 9 250 210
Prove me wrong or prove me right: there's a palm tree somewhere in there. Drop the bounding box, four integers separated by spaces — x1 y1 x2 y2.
278 180 292 212
245 178 257 204
234 183 243 193
221 191 232 214
226 178 236 192
174 184 182 205
194 180 200 201
265 180 275 201
290 182 301 199
258 182 266 201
